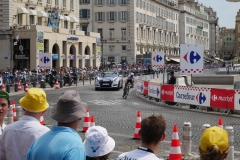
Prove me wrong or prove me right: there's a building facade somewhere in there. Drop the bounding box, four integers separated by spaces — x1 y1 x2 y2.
79 0 180 65
0 0 100 70
235 9 240 56
221 27 235 57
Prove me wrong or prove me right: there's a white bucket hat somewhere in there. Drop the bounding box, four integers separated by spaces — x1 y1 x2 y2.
84 126 115 157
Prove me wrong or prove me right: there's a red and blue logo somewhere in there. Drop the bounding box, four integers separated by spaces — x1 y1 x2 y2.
196 92 206 104
153 55 163 62
183 51 201 64
40 56 50 64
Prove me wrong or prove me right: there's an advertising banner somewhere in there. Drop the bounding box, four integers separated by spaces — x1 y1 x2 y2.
210 88 234 110
148 82 161 99
39 53 52 69
143 81 149 96
70 55 75 60
137 80 144 94
37 31 44 54
151 51 164 70
174 86 210 107
48 7 60 28
96 37 101 57
161 85 174 102
52 54 59 60
234 90 240 110
180 44 204 74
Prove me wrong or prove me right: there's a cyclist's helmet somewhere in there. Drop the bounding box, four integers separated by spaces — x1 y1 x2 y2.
130 73 134 76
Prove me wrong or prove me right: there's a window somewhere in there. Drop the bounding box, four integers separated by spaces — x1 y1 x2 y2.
119 0 127 5
30 15 35 25
55 0 58 5
109 28 114 39
80 0 90 4
64 20 68 29
119 11 127 21
122 45 126 51
95 12 105 22
109 45 115 52
70 0 73 9
98 28 103 37
62 0 66 7
96 0 105 5
18 14 22 25
46 0 51 4
80 9 90 18
38 17 42 25
82 26 88 35
109 0 115 5
108 12 116 22
121 28 126 39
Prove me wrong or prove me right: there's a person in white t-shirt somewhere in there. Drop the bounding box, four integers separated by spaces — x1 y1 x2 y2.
0 92 10 135
118 114 166 160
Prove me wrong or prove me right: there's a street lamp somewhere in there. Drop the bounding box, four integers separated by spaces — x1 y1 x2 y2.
101 36 104 71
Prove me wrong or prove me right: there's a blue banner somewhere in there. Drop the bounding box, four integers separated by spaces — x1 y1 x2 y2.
52 54 59 60
48 7 60 28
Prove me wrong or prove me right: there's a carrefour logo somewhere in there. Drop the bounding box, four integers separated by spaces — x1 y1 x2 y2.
176 92 195 100
211 94 233 102
161 89 173 96
196 92 206 104
149 87 160 97
137 84 144 92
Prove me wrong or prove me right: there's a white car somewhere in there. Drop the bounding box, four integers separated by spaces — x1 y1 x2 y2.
95 71 123 90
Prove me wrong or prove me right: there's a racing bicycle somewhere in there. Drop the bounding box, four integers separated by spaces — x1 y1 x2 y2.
122 82 131 99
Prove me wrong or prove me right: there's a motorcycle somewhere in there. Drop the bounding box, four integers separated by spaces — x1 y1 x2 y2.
45 73 56 88
63 72 74 86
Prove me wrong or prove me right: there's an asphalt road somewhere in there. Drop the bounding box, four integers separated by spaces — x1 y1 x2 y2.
9 84 240 159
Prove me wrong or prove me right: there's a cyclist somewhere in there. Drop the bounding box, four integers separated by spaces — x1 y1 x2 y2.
123 72 134 94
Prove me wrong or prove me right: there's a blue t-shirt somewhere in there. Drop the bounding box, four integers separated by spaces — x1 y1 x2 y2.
26 126 86 160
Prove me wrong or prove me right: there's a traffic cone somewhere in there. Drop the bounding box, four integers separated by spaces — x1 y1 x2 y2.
133 110 141 139
82 108 90 132
55 79 60 89
90 116 95 127
218 118 223 129
18 81 22 91
169 124 182 160
25 82 29 92
40 114 45 125
1 82 6 92
12 100 16 121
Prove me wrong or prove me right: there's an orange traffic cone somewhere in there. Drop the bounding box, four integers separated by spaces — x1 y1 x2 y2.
25 82 29 92
18 81 22 91
12 100 16 121
55 79 60 89
169 124 182 160
218 118 223 129
90 116 95 127
133 110 141 139
40 114 45 125
82 108 90 132
1 82 6 92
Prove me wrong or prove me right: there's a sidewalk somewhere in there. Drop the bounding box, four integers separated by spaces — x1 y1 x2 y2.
6 80 94 96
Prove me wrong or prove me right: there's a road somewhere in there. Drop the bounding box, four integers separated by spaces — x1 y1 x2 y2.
10 84 240 159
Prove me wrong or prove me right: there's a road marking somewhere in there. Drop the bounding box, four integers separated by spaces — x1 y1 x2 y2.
88 100 139 106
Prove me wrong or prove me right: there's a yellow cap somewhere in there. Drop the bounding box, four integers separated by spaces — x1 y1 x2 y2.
19 88 49 113
200 126 228 154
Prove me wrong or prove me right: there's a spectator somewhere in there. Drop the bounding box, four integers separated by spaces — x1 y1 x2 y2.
118 114 166 160
0 92 10 135
26 90 88 160
0 88 50 160
199 126 229 160
84 126 115 160
168 71 176 85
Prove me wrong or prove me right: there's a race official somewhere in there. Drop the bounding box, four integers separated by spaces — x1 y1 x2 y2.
0 88 50 160
26 90 88 160
0 92 10 135
168 71 176 85
118 114 166 160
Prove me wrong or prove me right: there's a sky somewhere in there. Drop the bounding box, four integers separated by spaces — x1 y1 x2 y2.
198 0 240 28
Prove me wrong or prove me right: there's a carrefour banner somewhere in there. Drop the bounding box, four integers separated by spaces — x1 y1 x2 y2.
234 90 240 110
137 80 144 94
161 85 174 102
174 86 210 107
143 81 149 96
148 82 161 99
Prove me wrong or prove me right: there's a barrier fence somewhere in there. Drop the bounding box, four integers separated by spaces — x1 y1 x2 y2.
137 78 239 115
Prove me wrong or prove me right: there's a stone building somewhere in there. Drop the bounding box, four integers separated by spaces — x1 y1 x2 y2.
0 0 100 70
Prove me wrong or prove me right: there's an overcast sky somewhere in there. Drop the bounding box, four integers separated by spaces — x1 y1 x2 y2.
198 0 240 28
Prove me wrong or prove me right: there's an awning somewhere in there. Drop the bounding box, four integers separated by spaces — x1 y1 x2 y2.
70 17 79 23
59 15 64 20
64 16 70 21
29 9 37 16
17 7 29 14
37 11 48 18
170 58 180 63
